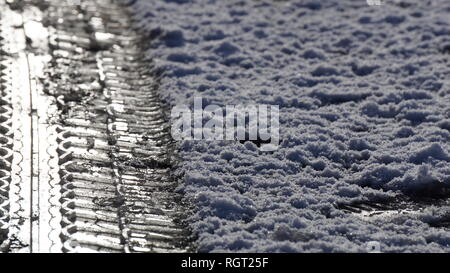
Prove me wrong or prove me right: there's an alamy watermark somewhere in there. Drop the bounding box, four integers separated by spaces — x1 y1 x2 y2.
171 97 280 151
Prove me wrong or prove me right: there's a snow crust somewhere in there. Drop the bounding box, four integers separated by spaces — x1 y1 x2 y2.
125 0 450 252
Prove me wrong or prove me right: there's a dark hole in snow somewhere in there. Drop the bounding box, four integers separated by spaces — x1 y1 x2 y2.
438 120 450 132
294 2 322 11
395 127 415 138
311 66 339 77
385 15 406 25
395 1 413 8
148 27 163 40
334 38 352 49
214 42 240 57
441 44 450 55
164 0 190 4
204 29 226 41
310 90 371 106
167 52 195 63
302 49 325 59
405 184 450 200
162 30 185 47
428 215 450 229
359 16 372 24
351 63 379 77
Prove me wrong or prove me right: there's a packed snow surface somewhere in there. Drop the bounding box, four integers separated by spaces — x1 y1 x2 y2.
125 0 450 252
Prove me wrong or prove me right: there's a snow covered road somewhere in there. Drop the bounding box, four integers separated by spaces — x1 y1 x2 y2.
125 0 450 252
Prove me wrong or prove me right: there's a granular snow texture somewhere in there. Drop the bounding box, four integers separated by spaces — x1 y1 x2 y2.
126 0 450 252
